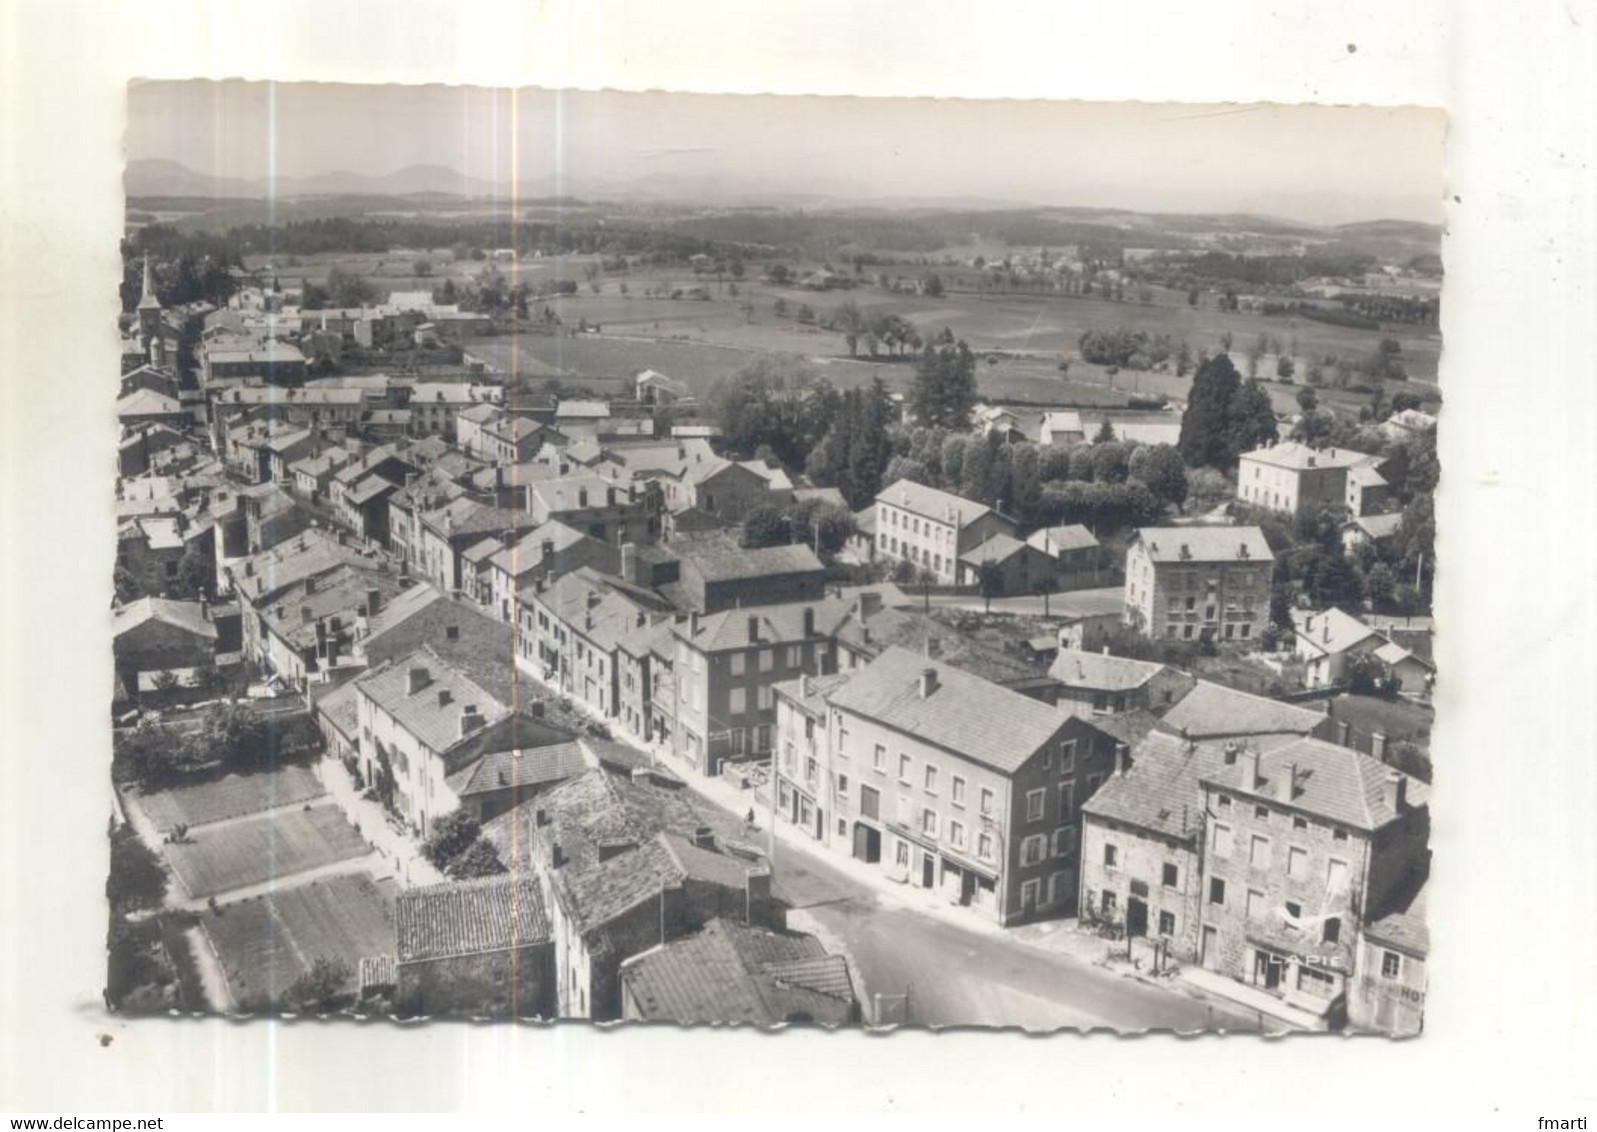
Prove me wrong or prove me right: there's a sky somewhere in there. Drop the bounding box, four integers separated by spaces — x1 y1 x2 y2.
127 81 1446 224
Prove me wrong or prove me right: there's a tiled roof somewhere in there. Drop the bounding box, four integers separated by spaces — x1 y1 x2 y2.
835 607 1035 687
233 530 386 604
396 875 550 963
260 567 408 649
1201 737 1430 832
1350 513 1405 540
828 646 1066 774
446 740 590 798
347 474 400 506
556 836 687 937
315 679 361 740
1080 708 1165 749
422 497 532 541
876 479 993 528
532 475 630 515
360 587 524 707
112 597 217 642
117 388 183 416
1293 608 1382 656
1373 640 1432 671
1049 648 1167 691
1133 526 1272 564
674 596 854 653
459 402 503 425
1159 680 1325 739
461 536 503 566
487 520 593 577
774 672 852 716
620 919 852 1026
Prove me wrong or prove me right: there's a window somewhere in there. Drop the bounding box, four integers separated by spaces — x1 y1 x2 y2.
1287 846 1309 881
729 688 747 714
872 743 885 772
924 764 939 793
1284 901 1303 930
1209 877 1227 906
1293 816 1308 831
1162 862 1179 888
1052 826 1075 860
895 840 911 867
1217 794 1232 809
1101 890 1117 916
980 787 994 817
785 645 802 667
951 776 966 806
1246 889 1265 920
1322 917 1341 944
1102 843 1118 868
730 652 746 676
1298 965 1336 998
898 753 912 783
1158 910 1176 936
1021 835 1047 866
758 649 774 673
921 809 939 837
837 774 849 798
1021 879 1041 909
1060 740 1076 773
1254 805 1269 820
1249 834 1272 869
1059 781 1075 816
757 686 774 710
1041 747 1052 770
1026 789 1046 822
1382 951 1403 979
1332 828 1349 842
977 832 994 861
1212 823 1234 859
949 820 966 849
1320 861 1349 899
1086 773 1104 795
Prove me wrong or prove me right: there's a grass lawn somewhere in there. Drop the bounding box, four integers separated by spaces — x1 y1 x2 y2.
135 764 325 832
200 874 397 1008
163 804 369 899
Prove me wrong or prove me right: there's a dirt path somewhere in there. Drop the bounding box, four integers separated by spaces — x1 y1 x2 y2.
186 924 234 1013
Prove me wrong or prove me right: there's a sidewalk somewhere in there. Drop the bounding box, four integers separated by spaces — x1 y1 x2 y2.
313 755 447 889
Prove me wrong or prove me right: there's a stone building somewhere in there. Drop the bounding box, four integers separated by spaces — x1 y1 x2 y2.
1122 526 1272 645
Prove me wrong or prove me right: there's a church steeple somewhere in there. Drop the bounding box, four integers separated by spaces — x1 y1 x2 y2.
136 253 165 368
137 253 162 313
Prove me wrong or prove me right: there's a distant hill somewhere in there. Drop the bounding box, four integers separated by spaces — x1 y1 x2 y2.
125 158 506 200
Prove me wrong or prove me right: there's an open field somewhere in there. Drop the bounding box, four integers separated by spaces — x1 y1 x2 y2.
200 873 398 1007
134 764 325 832
163 803 370 899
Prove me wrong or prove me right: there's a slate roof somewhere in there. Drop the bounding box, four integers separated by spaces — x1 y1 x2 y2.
682 541 823 582
1083 730 1293 840
620 919 853 1026
674 596 854 654
828 646 1066 774
1373 640 1433 671
958 533 1032 566
1240 441 1370 471
422 497 532 541
486 520 595 578
774 672 852 717
532 475 629 515
117 388 183 416
315 679 361 741
446 740 591 798
1049 648 1167 691
1201 737 1430 832
1159 680 1325 739
355 645 513 756
396 875 550 964
1349 513 1405 541
1028 524 1100 553
1134 526 1272 564
233 530 385 604
260 567 408 649
877 478 993 528
1294 608 1383 656
835 607 1037 687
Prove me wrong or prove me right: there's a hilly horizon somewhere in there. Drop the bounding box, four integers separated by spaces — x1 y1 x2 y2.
124 158 1441 234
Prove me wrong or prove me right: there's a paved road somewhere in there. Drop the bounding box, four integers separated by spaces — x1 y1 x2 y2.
768 847 1257 1032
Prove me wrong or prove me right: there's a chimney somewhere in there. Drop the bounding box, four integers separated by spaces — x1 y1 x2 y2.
692 825 715 850
1323 619 1331 644
802 606 816 638
1335 720 1351 746
1276 762 1296 803
551 843 566 869
542 538 555 563
459 707 485 738
1245 746 1263 791
530 701 545 719
1372 731 1388 762
747 616 759 643
607 485 617 507
304 575 317 595
578 487 589 508
406 666 431 694
1114 743 1129 776
366 585 381 617
1223 741 1238 765
689 611 702 637
1383 771 1406 814
800 673 810 699
920 667 939 698
301 605 314 625
437 689 453 708
621 542 636 582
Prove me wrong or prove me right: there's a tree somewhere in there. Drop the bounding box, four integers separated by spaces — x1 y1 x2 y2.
923 273 944 297
1185 466 1233 513
742 505 790 549
287 957 353 1014
1134 444 1189 510
422 811 482 871
446 838 508 879
107 820 167 915
413 259 433 277
1363 561 1398 608
909 340 977 430
1178 352 1244 470
1090 441 1131 484
833 299 866 357
1276 356 1296 381
1295 386 1319 414
1093 419 1117 444
205 701 269 769
773 298 789 318
1346 653 1401 698
1227 380 1281 460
